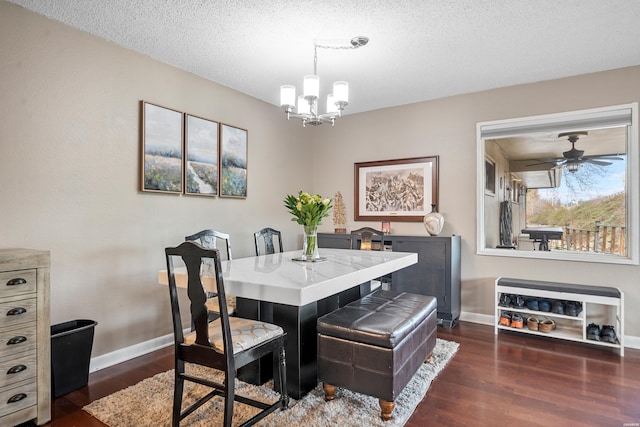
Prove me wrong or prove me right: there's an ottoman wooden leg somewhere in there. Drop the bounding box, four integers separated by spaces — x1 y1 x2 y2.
425 351 433 364
379 399 395 421
323 383 336 401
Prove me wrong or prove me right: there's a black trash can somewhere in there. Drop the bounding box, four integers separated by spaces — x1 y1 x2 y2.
51 319 98 398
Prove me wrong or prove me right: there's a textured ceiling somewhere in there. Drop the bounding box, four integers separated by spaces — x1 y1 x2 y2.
8 0 640 115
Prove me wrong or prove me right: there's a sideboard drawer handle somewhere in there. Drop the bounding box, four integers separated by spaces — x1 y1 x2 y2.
7 393 27 404
6 307 26 316
6 278 27 286
7 336 27 345
7 364 27 374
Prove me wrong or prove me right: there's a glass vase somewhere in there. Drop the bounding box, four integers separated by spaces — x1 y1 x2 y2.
302 224 320 260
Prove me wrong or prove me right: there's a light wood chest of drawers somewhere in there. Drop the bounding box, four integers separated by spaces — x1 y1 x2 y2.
0 249 50 426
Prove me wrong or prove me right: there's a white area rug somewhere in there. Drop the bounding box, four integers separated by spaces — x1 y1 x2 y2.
84 338 459 427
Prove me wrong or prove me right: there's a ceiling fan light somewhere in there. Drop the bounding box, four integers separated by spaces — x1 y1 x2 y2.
566 162 580 173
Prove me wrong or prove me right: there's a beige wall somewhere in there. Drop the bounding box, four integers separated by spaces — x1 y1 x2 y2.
2 1 639 361
312 66 640 337
0 2 311 356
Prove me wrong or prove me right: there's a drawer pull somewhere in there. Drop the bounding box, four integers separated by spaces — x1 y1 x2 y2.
7 364 27 374
6 307 26 316
7 336 27 345
7 393 27 404
6 278 27 286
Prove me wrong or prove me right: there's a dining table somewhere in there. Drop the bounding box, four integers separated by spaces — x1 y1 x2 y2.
521 227 564 251
158 247 418 399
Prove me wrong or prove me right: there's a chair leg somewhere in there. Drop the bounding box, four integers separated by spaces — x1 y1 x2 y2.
379 399 395 421
323 383 336 401
278 345 289 409
173 360 184 427
223 371 235 427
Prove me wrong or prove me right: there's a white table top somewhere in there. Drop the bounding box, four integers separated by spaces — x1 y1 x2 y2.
159 248 417 306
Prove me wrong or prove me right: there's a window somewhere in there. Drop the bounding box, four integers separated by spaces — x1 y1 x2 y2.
477 103 639 264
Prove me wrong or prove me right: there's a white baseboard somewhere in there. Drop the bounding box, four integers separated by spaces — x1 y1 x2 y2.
459 311 494 326
89 332 175 373
89 315 640 372
460 311 640 350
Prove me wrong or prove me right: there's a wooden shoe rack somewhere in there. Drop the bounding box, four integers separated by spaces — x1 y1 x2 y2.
495 277 624 356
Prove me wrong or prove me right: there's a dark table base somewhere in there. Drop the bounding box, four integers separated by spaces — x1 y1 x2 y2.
236 283 367 399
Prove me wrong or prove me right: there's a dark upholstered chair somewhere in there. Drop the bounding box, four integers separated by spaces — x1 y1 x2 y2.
165 241 288 427
254 227 283 256
185 229 234 316
350 227 387 291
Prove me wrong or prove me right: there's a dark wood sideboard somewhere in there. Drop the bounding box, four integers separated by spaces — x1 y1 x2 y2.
318 233 461 328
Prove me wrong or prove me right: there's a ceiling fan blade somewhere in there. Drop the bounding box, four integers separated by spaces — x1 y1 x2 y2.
526 159 562 167
582 155 624 161
585 159 613 166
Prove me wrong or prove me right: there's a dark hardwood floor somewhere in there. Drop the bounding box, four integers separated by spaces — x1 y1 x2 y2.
28 321 639 427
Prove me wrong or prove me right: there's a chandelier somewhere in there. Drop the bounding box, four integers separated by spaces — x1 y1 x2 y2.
280 36 369 127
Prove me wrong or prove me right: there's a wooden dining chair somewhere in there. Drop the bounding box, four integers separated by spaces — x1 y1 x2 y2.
254 227 283 256
350 227 388 292
185 229 232 260
165 241 288 427
350 227 385 251
185 229 234 316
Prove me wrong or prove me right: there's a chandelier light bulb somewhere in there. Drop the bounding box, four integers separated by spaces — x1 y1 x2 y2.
303 75 319 99
297 95 310 115
333 81 349 104
326 94 339 115
280 85 296 108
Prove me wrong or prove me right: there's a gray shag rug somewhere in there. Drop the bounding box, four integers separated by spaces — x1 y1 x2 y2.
84 338 459 427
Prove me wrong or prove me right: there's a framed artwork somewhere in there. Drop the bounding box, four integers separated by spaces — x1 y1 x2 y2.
185 114 219 196
140 101 184 194
485 156 496 196
354 156 439 222
219 124 248 198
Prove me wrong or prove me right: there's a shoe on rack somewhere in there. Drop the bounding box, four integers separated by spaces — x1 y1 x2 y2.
601 325 617 344
499 312 512 327
565 301 582 317
538 300 552 312
539 318 556 333
526 298 539 311
511 313 524 329
527 316 539 331
512 295 526 308
587 323 601 341
551 300 565 315
499 293 511 307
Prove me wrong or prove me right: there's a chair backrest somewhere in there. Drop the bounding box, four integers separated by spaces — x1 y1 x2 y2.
254 227 283 256
165 241 232 370
350 227 385 251
185 229 232 260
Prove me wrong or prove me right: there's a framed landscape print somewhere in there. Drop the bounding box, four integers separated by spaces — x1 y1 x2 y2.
140 101 184 194
185 114 219 196
220 124 248 198
355 156 439 222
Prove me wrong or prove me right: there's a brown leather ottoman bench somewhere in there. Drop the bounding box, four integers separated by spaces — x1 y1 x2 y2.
317 289 438 420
